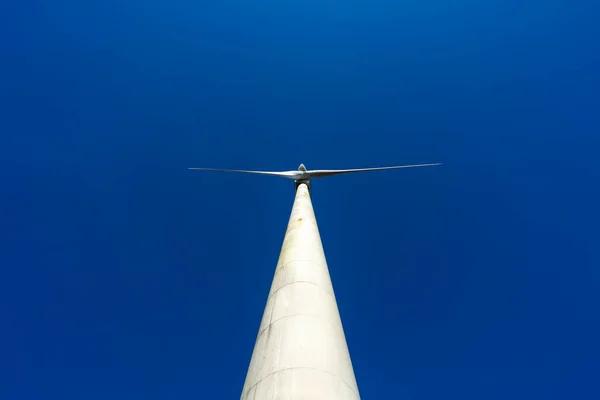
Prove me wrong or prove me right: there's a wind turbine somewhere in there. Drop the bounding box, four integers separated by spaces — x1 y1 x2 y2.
189 162 441 399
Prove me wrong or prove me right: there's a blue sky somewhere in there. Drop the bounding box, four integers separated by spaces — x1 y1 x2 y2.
1 1 599 399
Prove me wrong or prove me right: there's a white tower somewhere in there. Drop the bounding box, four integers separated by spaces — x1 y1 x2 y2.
240 182 360 399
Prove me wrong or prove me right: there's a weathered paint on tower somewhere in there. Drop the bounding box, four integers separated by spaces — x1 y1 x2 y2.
240 183 360 399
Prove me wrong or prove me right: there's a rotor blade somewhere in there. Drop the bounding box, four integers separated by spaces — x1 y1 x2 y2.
305 163 442 178
188 167 298 179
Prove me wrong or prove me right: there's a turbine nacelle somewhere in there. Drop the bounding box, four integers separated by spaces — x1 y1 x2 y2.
295 163 311 193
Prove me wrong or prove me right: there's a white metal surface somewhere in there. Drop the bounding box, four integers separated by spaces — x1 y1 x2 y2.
240 183 360 400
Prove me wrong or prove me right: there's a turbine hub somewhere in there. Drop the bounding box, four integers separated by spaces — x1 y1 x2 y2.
298 163 307 171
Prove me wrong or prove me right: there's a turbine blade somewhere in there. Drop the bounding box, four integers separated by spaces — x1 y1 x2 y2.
188 167 298 179
306 163 442 178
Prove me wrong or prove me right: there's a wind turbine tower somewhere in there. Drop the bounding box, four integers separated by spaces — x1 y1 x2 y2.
189 162 441 399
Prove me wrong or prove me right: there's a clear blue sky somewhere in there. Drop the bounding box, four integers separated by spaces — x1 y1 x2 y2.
1 1 599 399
